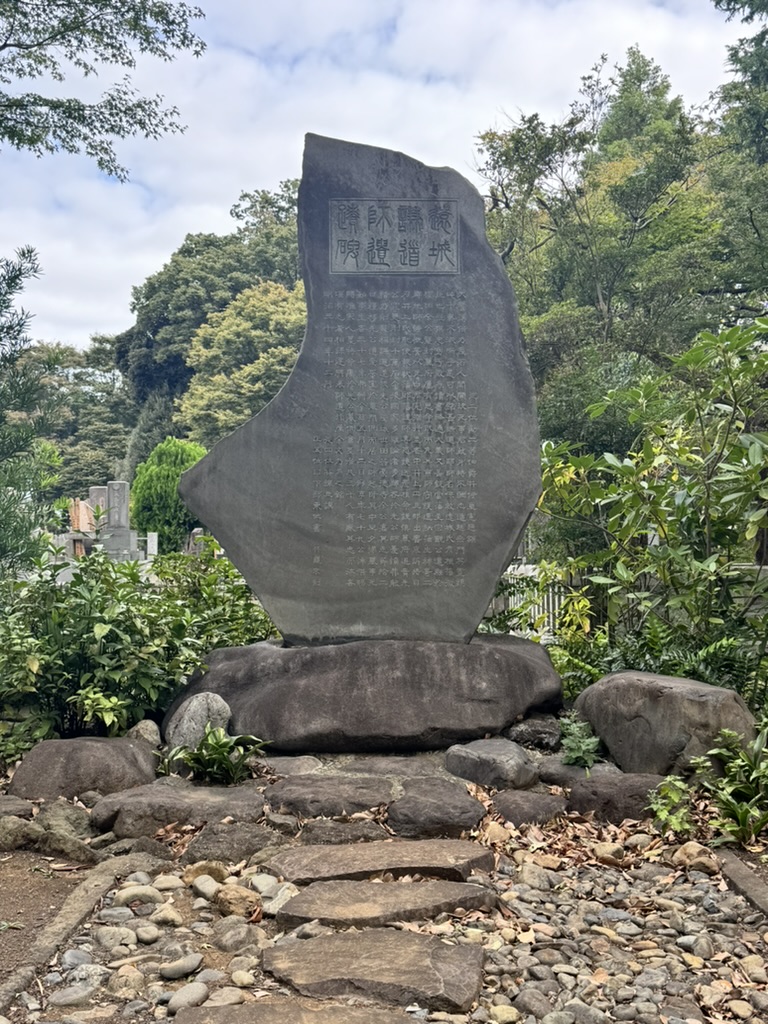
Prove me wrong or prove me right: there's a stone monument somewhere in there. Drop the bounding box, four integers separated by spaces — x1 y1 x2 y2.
180 134 541 645
169 134 560 750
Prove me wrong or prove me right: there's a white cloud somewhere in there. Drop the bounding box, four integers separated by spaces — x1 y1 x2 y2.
0 0 744 348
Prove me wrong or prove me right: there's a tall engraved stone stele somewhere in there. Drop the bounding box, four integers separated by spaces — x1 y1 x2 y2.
180 134 541 645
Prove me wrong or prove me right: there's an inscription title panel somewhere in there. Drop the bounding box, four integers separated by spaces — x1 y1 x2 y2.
330 199 459 274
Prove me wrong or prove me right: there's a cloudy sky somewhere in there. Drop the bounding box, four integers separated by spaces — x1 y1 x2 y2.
1 0 745 350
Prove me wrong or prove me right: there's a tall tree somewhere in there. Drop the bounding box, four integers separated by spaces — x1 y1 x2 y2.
0 248 60 572
0 2 205 180
478 48 728 452
114 182 300 404
34 336 137 499
175 280 306 449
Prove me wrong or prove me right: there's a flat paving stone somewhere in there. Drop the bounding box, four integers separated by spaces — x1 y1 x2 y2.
263 929 484 1012
175 997 412 1022
264 838 495 884
265 774 396 817
276 878 495 928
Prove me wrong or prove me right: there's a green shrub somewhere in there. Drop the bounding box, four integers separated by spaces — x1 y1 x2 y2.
130 436 206 554
647 775 694 837
691 717 768 845
0 542 277 766
559 711 602 768
163 722 269 785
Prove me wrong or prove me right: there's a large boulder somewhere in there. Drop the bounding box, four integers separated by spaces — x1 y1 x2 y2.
8 737 158 802
575 671 756 774
162 636 562 752
567 773 665 824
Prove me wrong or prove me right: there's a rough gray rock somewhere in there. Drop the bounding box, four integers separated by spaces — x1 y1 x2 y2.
298 819 390 845
387 777 485 838
265 838 495 884
493 790 567 826
265 774 395 817
263 930 484 1012
164 692 232 752
505 713 562 751
0 795 34 819
163 635 562 752
179 821 288 865
276 879 494 929
8 737 158 802
537 756 622 787
445 737 538 789
574 671 756 774
90 778 265 838
174 999 413 1023
567 773 665 824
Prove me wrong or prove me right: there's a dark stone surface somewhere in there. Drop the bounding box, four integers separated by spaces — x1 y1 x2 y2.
567 773 665 824
263 930 484 1012
493 790 567 826
8 737 158 802
445 737 538 789
175 1000 413 1024
387 777 485 838
265 774 396 817
276 879 494 929
574 671 756 774
0 795 35 819
298 819 390 845
504 713 561 751
162 635 562 752
179 134 540 645
265 839 495 884
90 778 266 838
537 755 622 787
179 821 288 864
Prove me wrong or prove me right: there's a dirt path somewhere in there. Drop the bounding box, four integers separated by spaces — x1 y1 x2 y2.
0 852 88 982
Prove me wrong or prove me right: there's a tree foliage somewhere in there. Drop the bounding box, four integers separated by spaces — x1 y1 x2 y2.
478 48 730 452
0 247 60 573
32 336 137 499
115 182 300 405
536 321 768 707
130 437 205 554
175 280 306 448
0 1 205 180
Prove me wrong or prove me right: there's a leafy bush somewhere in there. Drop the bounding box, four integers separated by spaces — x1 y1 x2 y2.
646 775 694 838
559 711 602 768
130 436 206 554
163 722 269 785
691 718 768 845
509 321 768 710
0 542 277 765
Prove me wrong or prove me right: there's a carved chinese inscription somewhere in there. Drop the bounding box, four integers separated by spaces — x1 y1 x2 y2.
313 286 476 591
330 199 459 274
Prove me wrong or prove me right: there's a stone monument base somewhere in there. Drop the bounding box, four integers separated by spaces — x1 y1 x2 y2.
162 635 562 753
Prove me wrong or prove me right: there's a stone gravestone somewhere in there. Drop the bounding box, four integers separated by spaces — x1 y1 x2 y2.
180 134 541 645
170 134 560 750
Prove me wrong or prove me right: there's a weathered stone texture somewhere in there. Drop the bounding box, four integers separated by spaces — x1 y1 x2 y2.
575 671 756 774
179 134 540 645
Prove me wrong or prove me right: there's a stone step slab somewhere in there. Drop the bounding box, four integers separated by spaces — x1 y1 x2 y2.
265 774 396 817
175 996 412 1022
265 838 495 884
386 777 486 838
262 930 484 1012
276 878 496 928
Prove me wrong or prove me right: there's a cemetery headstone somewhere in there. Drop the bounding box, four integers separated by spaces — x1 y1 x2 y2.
180 134 541 645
